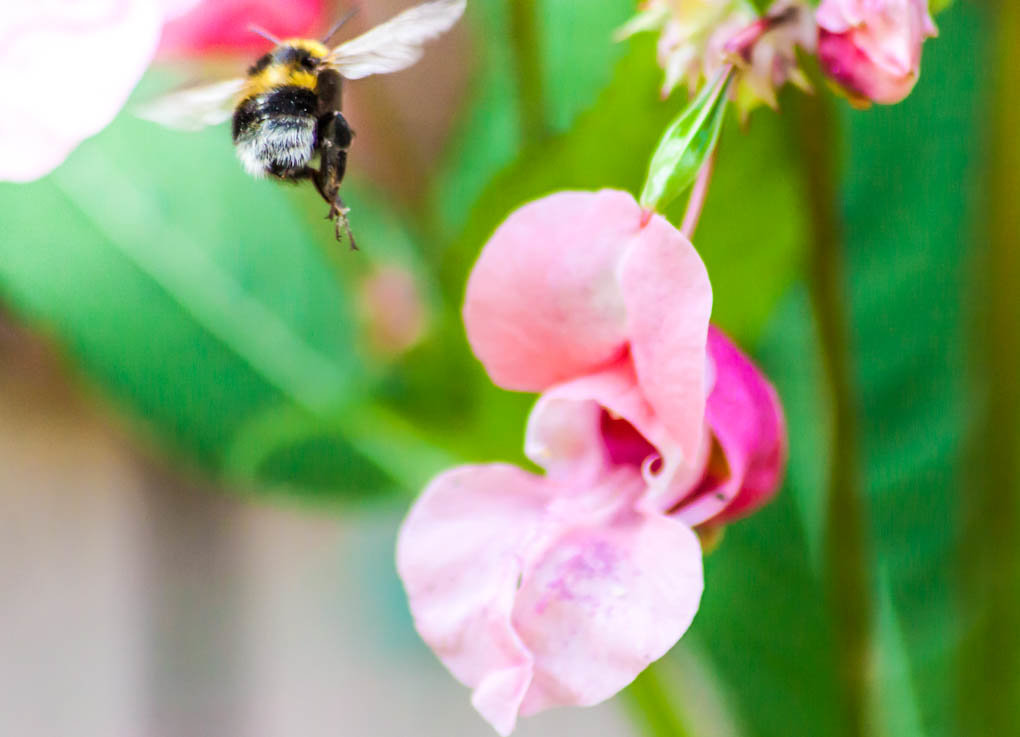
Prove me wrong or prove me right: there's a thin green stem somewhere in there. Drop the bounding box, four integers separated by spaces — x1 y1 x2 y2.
961 1 1020 733
507 0 548 142
793 93 872 737
620 661 694 737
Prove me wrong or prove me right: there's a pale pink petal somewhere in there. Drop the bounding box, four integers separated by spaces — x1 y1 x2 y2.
525 356 710 511
0 0 163 182
525 357 668 481
160 0 201 20
159 0 326 56
513 505 703 716
816 0 859 33
618 210 713 468
397 464 551 736
464 190 645 392
672 326 787 527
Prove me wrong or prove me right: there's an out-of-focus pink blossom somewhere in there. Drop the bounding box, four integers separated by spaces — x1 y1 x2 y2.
397 191 786 734
618 0 815 115
0 1 162 182
158 0 326 57
0 0 327 182
357 264 429 358
817 0 937 105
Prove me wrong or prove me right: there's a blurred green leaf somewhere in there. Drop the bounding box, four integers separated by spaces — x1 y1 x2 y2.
838 3 983 734
430 0 636 243
537 0 635 133
0 110 428 500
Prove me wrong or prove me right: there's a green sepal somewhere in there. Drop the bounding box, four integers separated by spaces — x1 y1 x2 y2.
639 70 732 213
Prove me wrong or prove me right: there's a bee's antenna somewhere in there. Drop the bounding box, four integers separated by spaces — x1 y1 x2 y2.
321 7 360 46
248 24 282 45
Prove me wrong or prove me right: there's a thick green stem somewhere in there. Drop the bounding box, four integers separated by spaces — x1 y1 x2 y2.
961 1 1020 733
508 0 548 142
620 661 694 737
793 93 872 737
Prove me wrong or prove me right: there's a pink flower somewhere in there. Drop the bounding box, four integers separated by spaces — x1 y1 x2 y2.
158 0 326 57
816 0 937 105
397 191 786 734
0 1 163 182
0 0 326 182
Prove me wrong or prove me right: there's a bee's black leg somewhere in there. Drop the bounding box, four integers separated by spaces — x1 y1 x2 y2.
314 111 356 249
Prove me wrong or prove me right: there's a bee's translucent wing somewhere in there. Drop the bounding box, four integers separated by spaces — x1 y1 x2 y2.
136 78 246 131
326 0 466 80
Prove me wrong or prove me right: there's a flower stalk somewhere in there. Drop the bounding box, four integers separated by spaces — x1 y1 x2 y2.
961 0 1020 732
793 91 872 737
508 0 549 143
621 661 695 737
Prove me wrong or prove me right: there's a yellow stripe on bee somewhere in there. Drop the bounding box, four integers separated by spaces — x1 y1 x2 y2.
243 65 319 99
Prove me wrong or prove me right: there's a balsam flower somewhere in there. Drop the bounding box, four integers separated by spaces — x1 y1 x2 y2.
816 0 937 105
0 0 324 182
397 190 786 734
618 0 815 115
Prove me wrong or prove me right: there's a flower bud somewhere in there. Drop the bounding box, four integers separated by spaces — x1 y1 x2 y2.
817 0 937 105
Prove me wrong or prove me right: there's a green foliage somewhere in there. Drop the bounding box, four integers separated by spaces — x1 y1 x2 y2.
0 113 421 500
840 3 984 733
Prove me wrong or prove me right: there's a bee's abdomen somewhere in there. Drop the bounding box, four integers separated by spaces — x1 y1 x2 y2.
232 86 319 178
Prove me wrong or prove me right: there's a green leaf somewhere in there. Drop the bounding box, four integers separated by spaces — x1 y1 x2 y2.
838 3 984 733
537 0 635 133
640 72 732 212
0 108 420 500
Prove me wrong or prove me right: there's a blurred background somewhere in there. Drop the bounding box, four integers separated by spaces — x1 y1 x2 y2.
0 0 1011 736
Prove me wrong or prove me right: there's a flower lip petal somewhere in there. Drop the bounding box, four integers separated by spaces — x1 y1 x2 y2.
464 190 646 393
397 464 551 734
513 507 704 715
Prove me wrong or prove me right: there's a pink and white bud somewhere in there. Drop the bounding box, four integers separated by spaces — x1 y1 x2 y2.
816 0 937 105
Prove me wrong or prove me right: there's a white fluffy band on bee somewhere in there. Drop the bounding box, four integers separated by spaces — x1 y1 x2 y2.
137 0 466 245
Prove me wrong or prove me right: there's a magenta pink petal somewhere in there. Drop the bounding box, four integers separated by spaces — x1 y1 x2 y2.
158 0 327 56
514 504 703 716
618 211 713 467
464 190 646 393
673 326 787 526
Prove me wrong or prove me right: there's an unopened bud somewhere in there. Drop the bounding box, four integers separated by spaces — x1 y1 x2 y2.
816 0 937 106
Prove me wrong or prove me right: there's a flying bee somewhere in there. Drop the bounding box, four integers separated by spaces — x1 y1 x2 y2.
139 0 466 247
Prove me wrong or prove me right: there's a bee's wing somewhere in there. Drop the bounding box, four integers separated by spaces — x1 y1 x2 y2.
135 78 246 131
325 0 466 80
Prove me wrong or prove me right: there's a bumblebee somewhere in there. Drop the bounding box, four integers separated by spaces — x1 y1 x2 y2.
139 0 466 246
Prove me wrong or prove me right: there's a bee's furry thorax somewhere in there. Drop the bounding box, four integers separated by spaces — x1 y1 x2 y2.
240 39 330 100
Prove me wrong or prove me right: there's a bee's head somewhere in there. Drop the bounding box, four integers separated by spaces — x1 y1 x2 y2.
276 39 330 71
